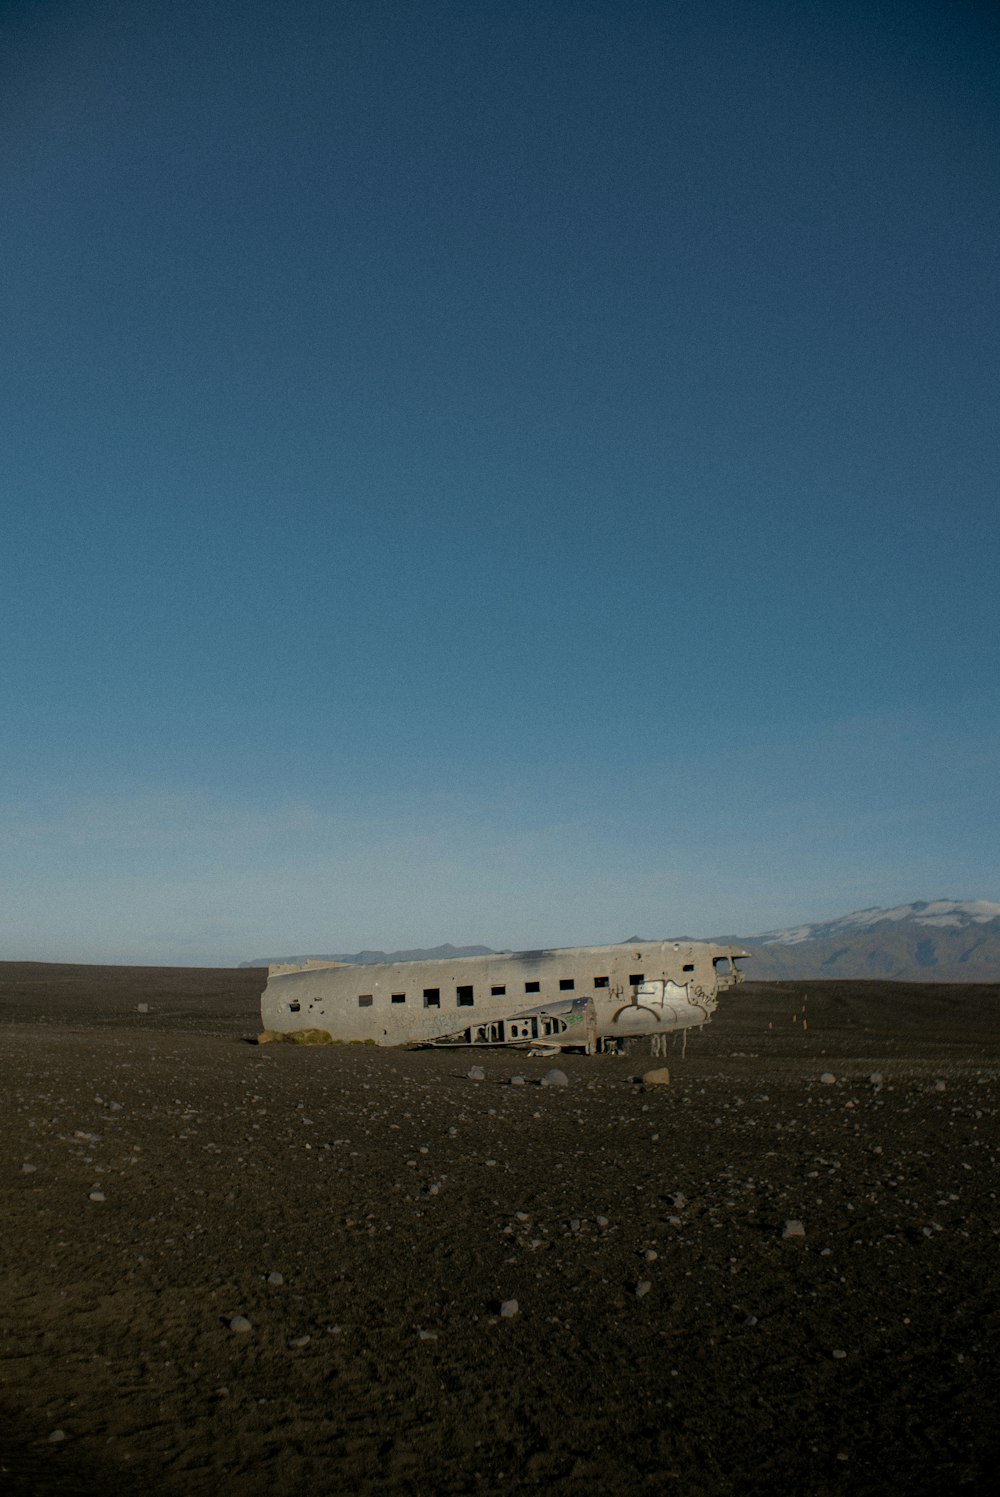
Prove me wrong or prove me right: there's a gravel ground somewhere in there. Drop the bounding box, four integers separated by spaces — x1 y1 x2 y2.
2 963 998 1495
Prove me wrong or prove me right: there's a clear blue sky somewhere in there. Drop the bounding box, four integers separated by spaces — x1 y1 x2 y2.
2 0 997 964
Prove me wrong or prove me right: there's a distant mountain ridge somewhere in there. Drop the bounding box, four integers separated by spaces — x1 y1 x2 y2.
753 899 1000 944
712 900 1000 982
244 902 1000 982
241 943 496 969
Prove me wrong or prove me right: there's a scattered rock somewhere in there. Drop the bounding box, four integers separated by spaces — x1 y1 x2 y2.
8 959 996 1494
136 1004 150 1014
643 1067 671 1086
540 1069 569 1088
21 1162 37 1174
499 1299 519 1318
88 1190 106 1203
934 1079 947 1092
467 1065 485 1082
48 1429 66 1443
820 1073 836 1085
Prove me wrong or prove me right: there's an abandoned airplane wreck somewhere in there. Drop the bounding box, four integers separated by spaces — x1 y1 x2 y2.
260 940 748 1052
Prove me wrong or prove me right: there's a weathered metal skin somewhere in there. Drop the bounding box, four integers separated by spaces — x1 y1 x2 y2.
260 939 747 1051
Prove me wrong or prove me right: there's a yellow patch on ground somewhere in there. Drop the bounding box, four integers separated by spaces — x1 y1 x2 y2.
257 1028 333 1045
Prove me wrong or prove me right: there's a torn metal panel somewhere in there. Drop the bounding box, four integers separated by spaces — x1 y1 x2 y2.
427 996 597 1050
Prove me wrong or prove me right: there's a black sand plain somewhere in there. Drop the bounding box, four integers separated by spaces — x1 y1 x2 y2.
2 962 998 1495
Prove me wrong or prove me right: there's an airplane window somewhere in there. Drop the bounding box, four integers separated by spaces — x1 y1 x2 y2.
423 988 441 1007
594 976 609 988
391 993 406 1004
629 973 645 985
491 985 506 995
456 985 474 1007
358 994 373 1007
559 978 575 991
525 981 540 993
683 964 694 972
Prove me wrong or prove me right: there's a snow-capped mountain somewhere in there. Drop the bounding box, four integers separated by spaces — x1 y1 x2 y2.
757 900 1000 946
719 900 1000 982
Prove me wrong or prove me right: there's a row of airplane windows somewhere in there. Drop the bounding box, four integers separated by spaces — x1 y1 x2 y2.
355 974 657 1008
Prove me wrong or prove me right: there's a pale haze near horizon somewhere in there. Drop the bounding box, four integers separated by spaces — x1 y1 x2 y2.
2 0 997 966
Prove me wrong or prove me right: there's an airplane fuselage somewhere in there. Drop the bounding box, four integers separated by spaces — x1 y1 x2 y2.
260 939 747 1051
